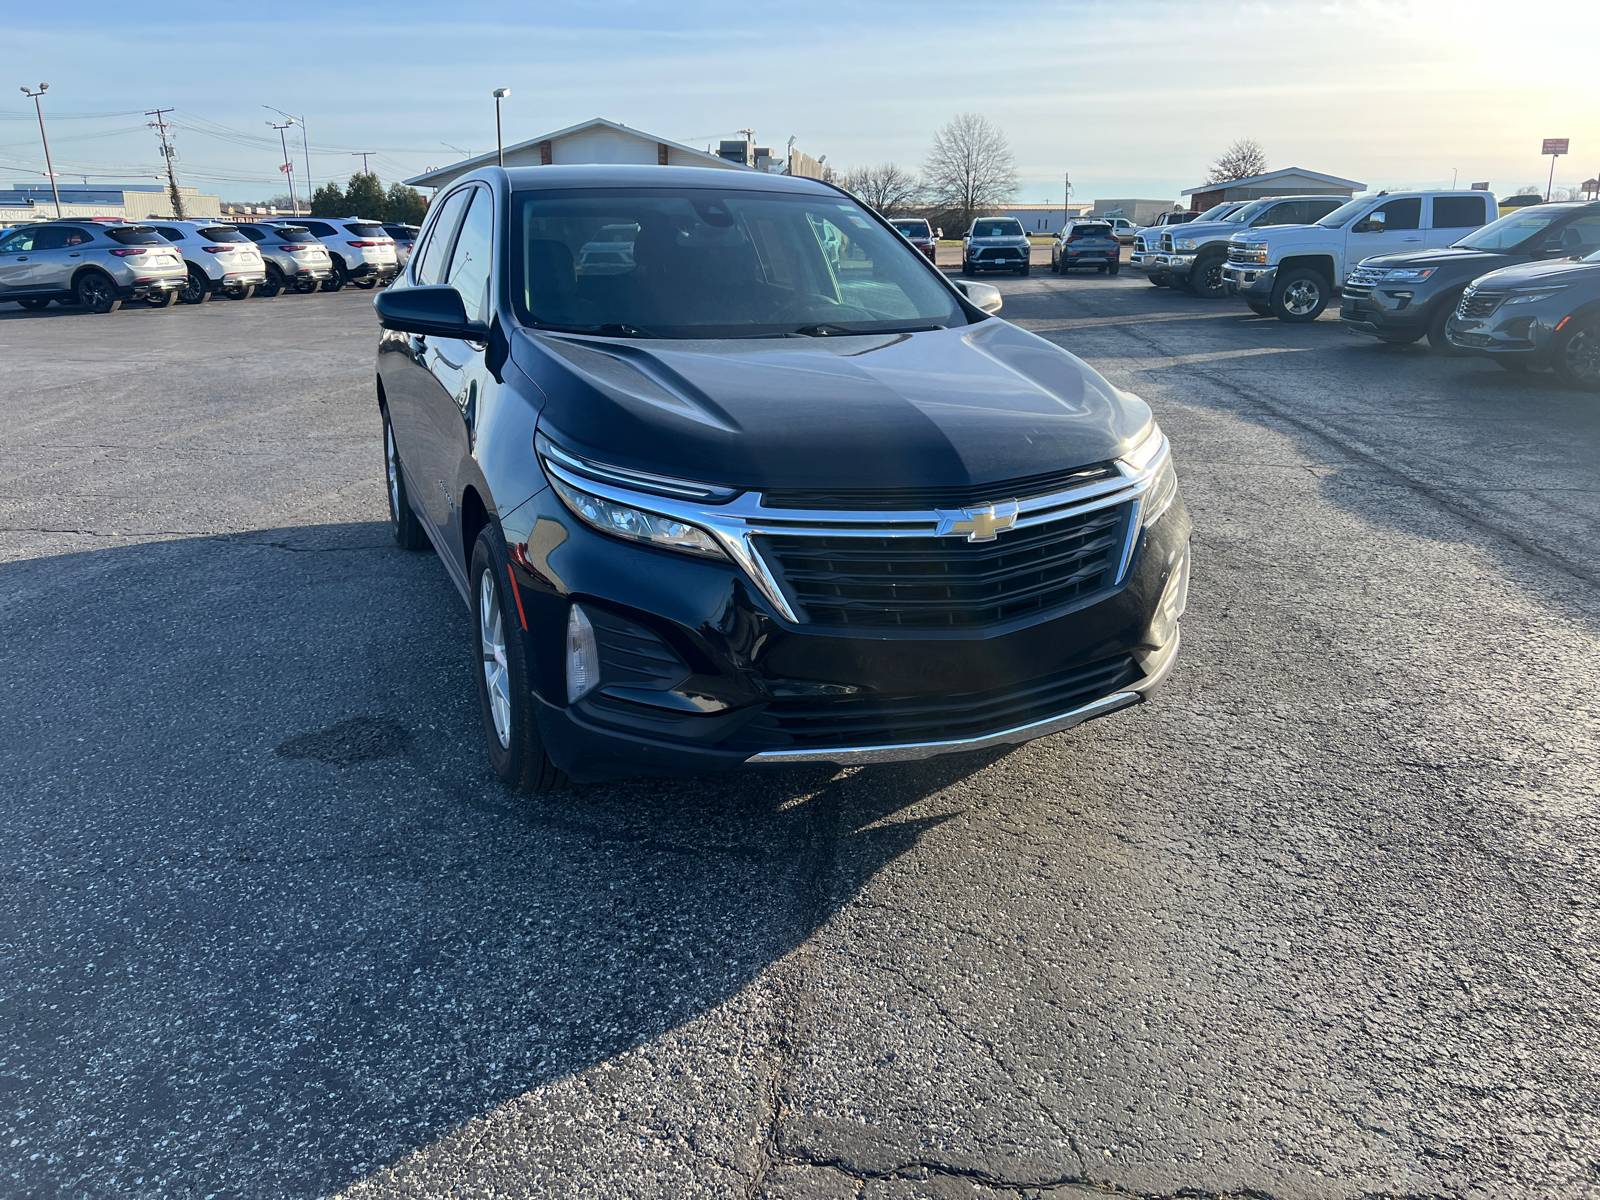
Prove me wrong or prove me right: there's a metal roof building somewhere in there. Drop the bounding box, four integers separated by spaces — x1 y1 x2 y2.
1181 167 1365 214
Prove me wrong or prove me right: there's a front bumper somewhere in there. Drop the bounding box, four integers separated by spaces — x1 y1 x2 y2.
1339 291 1431 338
501 488 1193 782
1446 306 1563 362
1222 264 1275 298
1155 252 1196 279
967 246 1030 270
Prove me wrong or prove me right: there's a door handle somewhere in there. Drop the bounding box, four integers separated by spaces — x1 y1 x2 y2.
15 256 26 261
1403 236 1421 242
69 253 81 258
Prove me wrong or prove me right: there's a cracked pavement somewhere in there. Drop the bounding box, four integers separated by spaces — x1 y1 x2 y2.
1 271 1597 1199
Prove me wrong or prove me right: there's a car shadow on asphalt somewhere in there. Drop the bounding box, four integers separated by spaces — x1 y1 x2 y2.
0 521 996 1199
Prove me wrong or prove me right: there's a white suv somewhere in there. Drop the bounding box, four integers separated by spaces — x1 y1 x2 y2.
1223 190 1497 322
145 220 267 304
269 216 398 290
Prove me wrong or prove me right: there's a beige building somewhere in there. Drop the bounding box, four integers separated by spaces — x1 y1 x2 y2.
0 184 221 224
405 117 756 192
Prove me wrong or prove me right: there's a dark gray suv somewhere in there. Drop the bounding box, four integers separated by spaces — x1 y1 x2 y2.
0 221 186 312
1447 249 1600 390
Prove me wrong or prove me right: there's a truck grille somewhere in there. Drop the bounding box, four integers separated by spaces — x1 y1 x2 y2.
1457 289 1502 319
730 653 1140 750
1160 233 1173 253
1226 246 1252 263
757 503 1131 630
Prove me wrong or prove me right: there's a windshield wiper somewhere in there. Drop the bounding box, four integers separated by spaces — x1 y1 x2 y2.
531 320 663 338
793 323 945 338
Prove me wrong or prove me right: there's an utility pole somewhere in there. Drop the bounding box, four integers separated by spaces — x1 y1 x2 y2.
268 118 299 215
146 108 185 219
352 151 376 175
20 84 61 218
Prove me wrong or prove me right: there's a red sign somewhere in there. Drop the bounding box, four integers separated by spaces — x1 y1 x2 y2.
1543 138 1569 156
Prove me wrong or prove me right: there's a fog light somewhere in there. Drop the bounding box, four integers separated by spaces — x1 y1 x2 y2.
1146 542 1190 649
566 604 599 703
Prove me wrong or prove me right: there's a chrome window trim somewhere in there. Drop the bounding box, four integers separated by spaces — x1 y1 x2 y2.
539 436 1171 626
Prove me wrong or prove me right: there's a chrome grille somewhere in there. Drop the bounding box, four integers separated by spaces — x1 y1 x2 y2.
1457 289 1502 319
1343 266 1382 300
762 463 1120 511
1160 233 1173 253
1227 246 1252 263
758 502 1131 629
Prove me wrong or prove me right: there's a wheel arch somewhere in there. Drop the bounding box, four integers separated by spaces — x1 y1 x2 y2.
69 264 118 292
460 485 493 576
1277 254 1336 286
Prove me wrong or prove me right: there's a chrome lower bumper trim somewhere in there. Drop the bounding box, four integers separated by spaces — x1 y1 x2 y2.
745 630 1180 766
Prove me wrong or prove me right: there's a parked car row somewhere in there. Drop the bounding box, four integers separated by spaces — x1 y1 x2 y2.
0 215 406 313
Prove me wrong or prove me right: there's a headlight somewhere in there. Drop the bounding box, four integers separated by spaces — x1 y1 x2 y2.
1118 420 1179 528
549 477 727 560
1502 287 1568 305
1381 266 1436 282
1173 237 1197 251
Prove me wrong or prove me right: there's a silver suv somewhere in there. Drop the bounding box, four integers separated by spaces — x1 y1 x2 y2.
235 223 334 296
145 220 267 304
0 220 186 312
266 216 398 290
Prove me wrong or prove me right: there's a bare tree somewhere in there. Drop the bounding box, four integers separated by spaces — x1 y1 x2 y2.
848 163 923 215
922 113 1019 233
1205 138 1268 185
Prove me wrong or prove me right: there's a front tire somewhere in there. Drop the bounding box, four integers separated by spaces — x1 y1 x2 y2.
1248 301 1274 316
1190 251 1227 299
259 265 285 298
1426 297 1463 354
1018 264 1029 277
1270 267 1329 322
961 261 974 277
180 268 211 305
1148 274 1168 287
470 526 566 795
1551 318 1600 392
17 298 50 312
383 409 429 552
75 272 121 314
322 258 348 292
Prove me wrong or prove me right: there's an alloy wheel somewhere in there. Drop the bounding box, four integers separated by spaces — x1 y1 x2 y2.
1564 327 1600 385
479 570 512 749
79 274 115 312
1283 279 1321 316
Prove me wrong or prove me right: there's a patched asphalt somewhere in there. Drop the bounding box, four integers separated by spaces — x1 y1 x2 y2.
1 272 1597 1199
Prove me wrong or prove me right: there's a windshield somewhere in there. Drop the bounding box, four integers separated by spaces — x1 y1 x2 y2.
1317 197 1375 228
892 220 931 237
1453 209 1569 251
972 220 1023 238
1194 204 1233 221
512 187 964 338
1226 200 1277 224
197 226 249 243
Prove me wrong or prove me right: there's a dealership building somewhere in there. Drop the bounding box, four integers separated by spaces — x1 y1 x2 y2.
0 183 222 224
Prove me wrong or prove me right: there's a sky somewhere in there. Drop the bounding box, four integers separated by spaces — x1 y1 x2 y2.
4 0 1597 206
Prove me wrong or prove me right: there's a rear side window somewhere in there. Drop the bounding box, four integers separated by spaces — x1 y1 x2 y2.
106 228 167 246
343 223 386 238
413 187 473 285
1546 214 1600 254
445 187 493 325
300 221 336 237
30 227 75 251
1368 198 1421 230
1432 196 1489 229
197 227 248 243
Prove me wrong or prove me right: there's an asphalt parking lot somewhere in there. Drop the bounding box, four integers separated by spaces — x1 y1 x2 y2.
3 273 1599 1200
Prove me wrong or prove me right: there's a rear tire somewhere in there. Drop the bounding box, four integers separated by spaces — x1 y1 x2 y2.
233 284 256 300
1270 267 1329 322
470 525 566 795
179 268 211 305
1108 263 1120 276
355 277 377 290
74 272 121 314
17 298 50 312
322 258 347 292
259 265 285 298
1551 318 1600 392
383 409 430 553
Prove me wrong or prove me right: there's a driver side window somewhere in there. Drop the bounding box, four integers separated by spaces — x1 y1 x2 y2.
0 229 36 253
1367 197 1421 231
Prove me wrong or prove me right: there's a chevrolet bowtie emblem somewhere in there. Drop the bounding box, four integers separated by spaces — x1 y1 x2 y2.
935 501 1020 542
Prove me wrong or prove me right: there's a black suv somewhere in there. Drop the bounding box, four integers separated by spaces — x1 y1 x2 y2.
1341 202 1600 351
1446 247 1600 390
372 165 1191 790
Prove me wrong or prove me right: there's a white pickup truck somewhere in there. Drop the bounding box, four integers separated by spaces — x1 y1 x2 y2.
1222 190 1498 321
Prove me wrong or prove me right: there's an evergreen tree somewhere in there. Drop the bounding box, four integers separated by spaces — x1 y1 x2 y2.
383 182 428 225
309 181 346 217
344 171 386 218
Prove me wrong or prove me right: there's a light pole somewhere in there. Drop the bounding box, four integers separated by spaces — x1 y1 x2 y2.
265 105 313 205
268 118 299 214
20 83 61 218
492 88 510 167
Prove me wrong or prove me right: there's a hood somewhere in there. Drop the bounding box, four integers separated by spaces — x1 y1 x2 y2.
514 321 1149 493
1163 219 1248 241
1469 256 1600 289
970 235 1030 245
1355 246 1506 272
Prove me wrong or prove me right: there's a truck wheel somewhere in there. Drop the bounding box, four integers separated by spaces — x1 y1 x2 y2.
1170 273 1196 295
1248 301 1274 317
1551 318 1600 392
1270 268 1329 322
1148 274 1168 288
1190 251 1228 299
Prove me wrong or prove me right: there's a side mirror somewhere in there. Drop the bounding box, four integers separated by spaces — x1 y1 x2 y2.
374 285 486 339
935 228 943 239
952 279 1002 315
